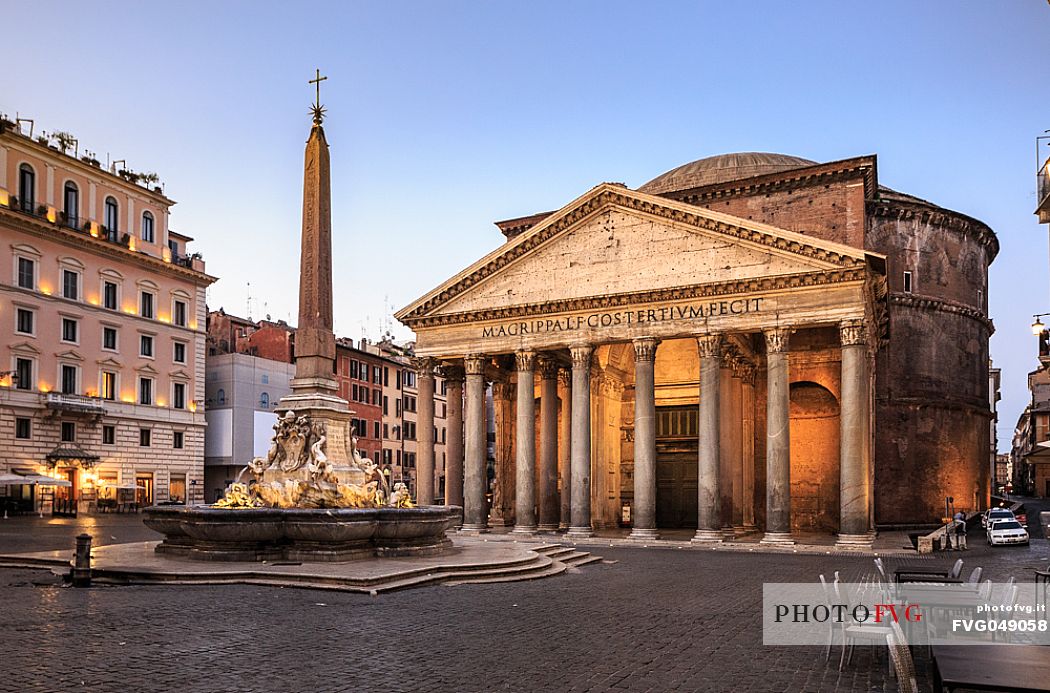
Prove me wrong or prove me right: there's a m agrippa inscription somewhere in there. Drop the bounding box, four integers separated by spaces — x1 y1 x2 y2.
481 298 764 338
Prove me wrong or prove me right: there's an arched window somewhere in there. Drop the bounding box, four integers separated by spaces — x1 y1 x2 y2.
18 164 35 213
259 392 269 408
141 211 155 243
104 196 119 238
216 388 226 405
63 181 79 228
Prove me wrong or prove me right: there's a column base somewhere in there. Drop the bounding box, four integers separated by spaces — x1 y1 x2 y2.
835 532 875 549
558 521 570 531
721 526 737 540
628 527 660 541
536 523 560 532
760 532 796 545
690 529 724 543
459 524 490 534
565 526 594 539
511 525 538 536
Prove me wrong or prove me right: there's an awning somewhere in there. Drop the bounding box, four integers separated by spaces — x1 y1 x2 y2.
1024 441 1050 461
99 483 140 491
0 473 29 485
45 444 100 467
17 474 72 487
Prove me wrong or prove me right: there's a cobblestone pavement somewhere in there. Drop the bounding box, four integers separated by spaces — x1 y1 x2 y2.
0 501 1046 693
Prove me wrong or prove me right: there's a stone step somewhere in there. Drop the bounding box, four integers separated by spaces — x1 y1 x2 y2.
383 554 558 591
446 561 569 586
557 552 601 567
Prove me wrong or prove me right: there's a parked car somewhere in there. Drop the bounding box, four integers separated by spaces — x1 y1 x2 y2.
987 519 1029 546
982 507 1015 528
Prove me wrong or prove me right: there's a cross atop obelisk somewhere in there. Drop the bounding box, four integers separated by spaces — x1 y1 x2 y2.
309 68 327 125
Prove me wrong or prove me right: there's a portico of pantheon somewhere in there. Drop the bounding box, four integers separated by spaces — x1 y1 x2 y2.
396 153 997 544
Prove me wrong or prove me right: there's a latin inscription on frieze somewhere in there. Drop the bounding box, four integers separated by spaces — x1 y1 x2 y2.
481 297 764 338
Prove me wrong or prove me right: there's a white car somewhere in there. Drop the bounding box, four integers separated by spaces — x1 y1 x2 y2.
987 519 1029 546
982 508 1015 528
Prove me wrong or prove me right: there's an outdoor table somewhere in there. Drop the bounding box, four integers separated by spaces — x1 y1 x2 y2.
932 644 1050 692
894 562 953 583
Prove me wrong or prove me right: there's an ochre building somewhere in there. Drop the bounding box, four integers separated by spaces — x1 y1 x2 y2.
396 153 997 542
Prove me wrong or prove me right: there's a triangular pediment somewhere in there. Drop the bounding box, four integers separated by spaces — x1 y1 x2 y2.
398 184 877 323
97 357 123 369
55 349 84 362
9 341 41 355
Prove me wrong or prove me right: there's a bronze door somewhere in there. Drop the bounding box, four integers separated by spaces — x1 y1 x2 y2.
656 443 698 528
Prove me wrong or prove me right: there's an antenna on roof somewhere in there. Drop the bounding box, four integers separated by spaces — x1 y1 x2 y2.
246 281 253 321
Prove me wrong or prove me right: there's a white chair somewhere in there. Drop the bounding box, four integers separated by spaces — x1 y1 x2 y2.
966 566 982 585
818 574 837 661
948 558 963 579
978 578 993 600
834 580 893 673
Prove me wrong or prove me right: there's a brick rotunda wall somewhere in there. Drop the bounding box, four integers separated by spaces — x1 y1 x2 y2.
868 197 997 525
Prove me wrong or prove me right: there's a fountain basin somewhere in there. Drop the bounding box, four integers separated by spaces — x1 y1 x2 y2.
143 505 460 562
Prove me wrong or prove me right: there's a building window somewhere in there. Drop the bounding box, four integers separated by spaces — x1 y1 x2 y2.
104 196 119 235
15 358 32 390
383 395 388 415
173 299 187 327
61 318 78 343
141 211 155 243
101 371 116 401
61 421 76 442
173 342 186 364
259 392 270 408
261 374 269 384
15 417 31 440
173 432 184 450
140 334 154 358
60 364 77 395
172 382 186 410
103 327 118 351
62 269 79 300
63 181 79 227
139 428 151 447
139 377 153 405
374 421 380 439
903 271 913 294
17 257 35 290
103 281 118 310
216 388 226 405
18 164 35 212
15 308 34 335
102 425 115 445
140 291 154 319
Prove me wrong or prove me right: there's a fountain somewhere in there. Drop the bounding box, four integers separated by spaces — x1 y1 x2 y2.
143 75 459 561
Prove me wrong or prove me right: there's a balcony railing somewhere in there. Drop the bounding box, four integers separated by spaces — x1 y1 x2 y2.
44 392 107 415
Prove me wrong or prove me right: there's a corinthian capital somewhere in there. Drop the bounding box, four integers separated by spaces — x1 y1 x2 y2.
764 327 791 354
633 337 659 363
537 355 560 380
570 344 593 369
839 319 867 347
696 334 722 359
464 354 486 376
515 350 536 372
439 364 465 383
410 356 437 376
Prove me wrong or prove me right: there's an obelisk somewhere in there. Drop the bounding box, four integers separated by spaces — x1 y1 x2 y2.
276 72 364 483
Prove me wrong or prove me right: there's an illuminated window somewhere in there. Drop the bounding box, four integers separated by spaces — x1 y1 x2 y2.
100 371 116 401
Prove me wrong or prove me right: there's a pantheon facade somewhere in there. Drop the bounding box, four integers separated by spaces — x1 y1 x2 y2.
396 153 997 543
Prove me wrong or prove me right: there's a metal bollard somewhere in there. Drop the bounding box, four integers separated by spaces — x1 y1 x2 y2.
72 533 92 587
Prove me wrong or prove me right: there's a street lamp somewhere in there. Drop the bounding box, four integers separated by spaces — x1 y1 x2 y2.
1031 313 1050 335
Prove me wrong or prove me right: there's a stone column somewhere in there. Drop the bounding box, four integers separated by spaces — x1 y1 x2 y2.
761 328 794 544
558 369 572 530
567 345 594 538
537 356 560 531
414 357 437 506
513 351 538 534
740 364 757 530
442 366 465 511
718 350 736 537
630 337 659 540
462 355 488 531
729 358 745 533
837 319 874 547
693 334 723 542
490 381 516 526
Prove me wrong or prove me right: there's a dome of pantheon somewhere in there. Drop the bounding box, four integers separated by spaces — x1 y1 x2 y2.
638 152 817 195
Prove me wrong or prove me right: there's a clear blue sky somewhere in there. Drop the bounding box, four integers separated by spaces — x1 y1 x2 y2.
3 0 1048 451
